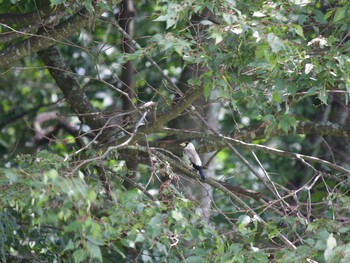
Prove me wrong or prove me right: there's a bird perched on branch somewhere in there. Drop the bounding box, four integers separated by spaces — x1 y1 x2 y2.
180 141 205 180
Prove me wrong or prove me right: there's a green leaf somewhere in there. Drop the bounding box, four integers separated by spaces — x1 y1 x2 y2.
311 191 325 202
0 138 9 148
292 24 305 39
112 244 126 258
267 33 285 53
272 91 282 103
266 224 278 238
149 214 162 225
64 221 81 233
73 249 88 263
63 239 75 252
188 78 201 86
3 169 18 183
316 229 330 240
84 0 94 13
87 190 97 202
211 32 223 44
87 236 105 246
318 88 328 104
151 225 162 239
87 241 103 262
255 44 268 59
324 9 335 20
203 84 211 100
50 0 65 6
154 15 169 22
278 115 296 133
333 7 346 23
171 210 184 221
154 13 177 29
97 1 112 11
156 242 167 254
185 256 204 263
43 169 58 184
229 243 243 254
121 238 135 248
304 86 318 98
326 233 337 250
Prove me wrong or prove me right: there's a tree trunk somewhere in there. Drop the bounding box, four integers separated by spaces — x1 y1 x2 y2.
117 0 137 188
170 10 219 219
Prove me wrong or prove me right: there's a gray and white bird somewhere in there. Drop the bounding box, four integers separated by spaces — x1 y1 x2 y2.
180 142 205 180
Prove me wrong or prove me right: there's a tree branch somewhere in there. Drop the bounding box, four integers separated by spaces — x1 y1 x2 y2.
33 111 86 148
0 7 102 68
95 17 206 148
0 10 68 44
232 121 350 141
102 17 183 95
126 145 296 250
37 45 105 131
0 102 58 129
159 126 350 175
0 0 55 26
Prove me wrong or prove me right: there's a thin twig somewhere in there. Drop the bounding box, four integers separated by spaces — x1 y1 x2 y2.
185 107 297 250
129 144 296 250
251 151 291 209
104 166 154 201
160 127 350 175
67 109 149 175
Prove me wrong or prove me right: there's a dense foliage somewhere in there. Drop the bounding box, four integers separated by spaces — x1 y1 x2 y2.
1 0 350 262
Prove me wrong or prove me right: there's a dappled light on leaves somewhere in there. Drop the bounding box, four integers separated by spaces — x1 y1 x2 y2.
1 0 350 262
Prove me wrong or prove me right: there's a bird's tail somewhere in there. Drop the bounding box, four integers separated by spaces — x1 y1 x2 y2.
193 163 205 180
198 167 205 180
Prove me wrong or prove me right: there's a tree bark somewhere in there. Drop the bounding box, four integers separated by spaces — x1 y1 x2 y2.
117 0 135 116
170 10 218 220
0 0 55 26
0 7 101 68
38 45 105 131
117 0 138 188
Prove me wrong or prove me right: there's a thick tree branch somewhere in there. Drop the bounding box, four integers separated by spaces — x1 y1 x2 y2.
0 102 57 129
98 10 350 177
158 126 350 175
38 45 105 131
109 18 205 128
0 7 102 68
96 18 206 148
0 10 68 44
140 120 350 160
33 111 86 148
94 17 350 177
153 89 206 129
117 0 136 114
116 0 138 189
232 121 350 141
5 254 43 263
124 145 263 201
102 86 207 150
0 0 55 26
125 145 296 250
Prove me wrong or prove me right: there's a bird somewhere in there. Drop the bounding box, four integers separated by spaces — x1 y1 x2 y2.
180 141 205 180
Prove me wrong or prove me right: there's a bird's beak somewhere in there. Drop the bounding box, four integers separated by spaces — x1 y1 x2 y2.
180 142 186 147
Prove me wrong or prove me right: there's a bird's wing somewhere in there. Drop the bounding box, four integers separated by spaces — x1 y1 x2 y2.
184 148 202 166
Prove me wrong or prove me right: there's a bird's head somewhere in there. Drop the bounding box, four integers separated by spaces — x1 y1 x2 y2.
180 141 190 147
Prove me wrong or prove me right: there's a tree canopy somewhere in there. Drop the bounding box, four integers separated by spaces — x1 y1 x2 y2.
1 0 350 262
